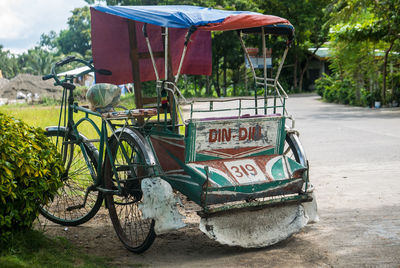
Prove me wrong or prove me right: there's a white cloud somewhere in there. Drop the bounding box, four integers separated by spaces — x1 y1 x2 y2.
0 0 88 53
0 1 27 39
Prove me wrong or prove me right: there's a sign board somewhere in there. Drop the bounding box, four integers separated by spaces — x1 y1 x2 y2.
186 116 285 162
245 56 272 69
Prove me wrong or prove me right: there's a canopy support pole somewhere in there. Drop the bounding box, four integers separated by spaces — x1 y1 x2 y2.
128 20 144 122
274 46 288 88
238 31 257 80
238 30 258 114
143 23 160 81
175 26 197 83
262 27 267 115
164 27 169 81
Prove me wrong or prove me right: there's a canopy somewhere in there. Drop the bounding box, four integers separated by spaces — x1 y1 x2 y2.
92 5 294 34
91 6 294 85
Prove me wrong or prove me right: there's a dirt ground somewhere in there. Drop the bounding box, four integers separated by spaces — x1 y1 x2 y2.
37 95 400 267
38 200 331 268
0 74 62 100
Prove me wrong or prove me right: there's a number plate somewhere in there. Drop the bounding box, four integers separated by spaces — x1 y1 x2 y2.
224 159 266 184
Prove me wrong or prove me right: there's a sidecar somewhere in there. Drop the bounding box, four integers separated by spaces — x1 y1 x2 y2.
90 5 316 250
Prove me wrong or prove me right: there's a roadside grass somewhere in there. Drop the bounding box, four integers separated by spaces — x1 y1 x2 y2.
120 92 136 109
0 94 136 138
0 105 101 140
0 230 113 268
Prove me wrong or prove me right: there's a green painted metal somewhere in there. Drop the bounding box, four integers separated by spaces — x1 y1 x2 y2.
190 105 285 115
193 166 232 186
206 177 302 194
97 121 107 186
73 104 101 117
184 122 197 163
162 150 205 204
278 118 286 154
163 175 203 204
74 117 102 137
200 193 312 216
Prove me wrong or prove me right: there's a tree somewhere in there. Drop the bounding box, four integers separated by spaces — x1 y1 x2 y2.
39 31 58 52
0 45 20 79
18 47 55 75
57 7 92 56
326 0 400 104
258 0 331 92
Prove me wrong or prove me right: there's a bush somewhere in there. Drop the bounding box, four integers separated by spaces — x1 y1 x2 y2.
0 113 63 245
315 74 371 106
315 73 334 97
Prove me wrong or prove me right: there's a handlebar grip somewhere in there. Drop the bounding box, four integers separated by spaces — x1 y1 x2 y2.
55 56 76 67
42 74 53 81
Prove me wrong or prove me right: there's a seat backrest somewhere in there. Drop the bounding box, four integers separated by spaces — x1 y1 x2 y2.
185 115 285 162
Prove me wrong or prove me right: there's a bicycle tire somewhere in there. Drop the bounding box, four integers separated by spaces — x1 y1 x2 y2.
39 128 103 226
104 130 156 253
284 132 307 166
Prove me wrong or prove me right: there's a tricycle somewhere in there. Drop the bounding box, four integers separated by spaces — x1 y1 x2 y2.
40 5 318 253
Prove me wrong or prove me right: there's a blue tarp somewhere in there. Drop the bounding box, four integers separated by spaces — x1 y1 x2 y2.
93 5 259 29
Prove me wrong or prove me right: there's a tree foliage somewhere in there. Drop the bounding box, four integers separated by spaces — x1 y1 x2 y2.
318 0 400 105
57 7 92 56
18 47 55 75
1 0 399 105
0 46 20 79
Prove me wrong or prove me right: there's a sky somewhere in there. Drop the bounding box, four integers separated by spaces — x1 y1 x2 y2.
0 0 89 54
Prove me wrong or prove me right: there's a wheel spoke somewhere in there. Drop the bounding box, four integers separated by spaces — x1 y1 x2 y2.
39 130 102 225
105 131 155 253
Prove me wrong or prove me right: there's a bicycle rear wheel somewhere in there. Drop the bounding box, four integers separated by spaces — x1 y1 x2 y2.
104 129 156 253
40 128 103 226
284 132 307 166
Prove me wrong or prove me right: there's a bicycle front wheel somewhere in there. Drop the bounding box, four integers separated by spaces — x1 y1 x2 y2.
40 128 103 226
104 129 156 253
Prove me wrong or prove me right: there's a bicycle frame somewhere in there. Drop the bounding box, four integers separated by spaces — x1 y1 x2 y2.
52 70 159 201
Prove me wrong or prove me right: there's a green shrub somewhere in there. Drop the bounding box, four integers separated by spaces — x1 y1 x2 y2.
0 113 63 245
316 73 373 106
315 73 333 97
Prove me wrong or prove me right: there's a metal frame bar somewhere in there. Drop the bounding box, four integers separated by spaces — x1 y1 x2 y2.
143 23 160 81
274 46 289 88
175 27 197 83
164 27 168 81
262 27 268 114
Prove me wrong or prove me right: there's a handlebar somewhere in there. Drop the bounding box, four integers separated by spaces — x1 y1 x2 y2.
55 56 76 67
42 74 53 81
42 56 112 87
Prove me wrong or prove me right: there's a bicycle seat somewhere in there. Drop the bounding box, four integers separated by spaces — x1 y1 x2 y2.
62 82 76 90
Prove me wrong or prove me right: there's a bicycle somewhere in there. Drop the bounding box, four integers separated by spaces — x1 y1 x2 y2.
40 56 158 253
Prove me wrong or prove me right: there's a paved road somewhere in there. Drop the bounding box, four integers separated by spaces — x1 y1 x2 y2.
286 94 400 267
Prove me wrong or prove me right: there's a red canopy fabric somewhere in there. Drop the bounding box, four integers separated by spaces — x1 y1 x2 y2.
198 14 290 31
91 8 212 85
